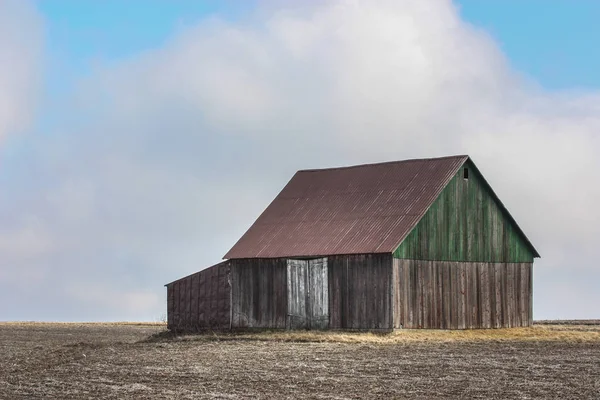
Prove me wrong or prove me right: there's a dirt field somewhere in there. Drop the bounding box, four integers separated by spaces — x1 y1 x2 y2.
1 323 599 399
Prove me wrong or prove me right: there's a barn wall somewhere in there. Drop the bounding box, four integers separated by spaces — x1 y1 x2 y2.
230 258 288 329
393 259 533 329
328 254 393 330
394 160 535 263
167 261 231 331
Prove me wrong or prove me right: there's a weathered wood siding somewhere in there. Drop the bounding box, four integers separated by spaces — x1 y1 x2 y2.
230 258 288 329
394 160 535 263
393 259 533 329
167 261 231 331
328 254 393 330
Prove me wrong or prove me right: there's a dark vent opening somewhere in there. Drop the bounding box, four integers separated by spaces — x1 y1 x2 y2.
463 168 469 180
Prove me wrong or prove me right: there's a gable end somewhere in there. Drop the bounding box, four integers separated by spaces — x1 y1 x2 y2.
393 158 539 262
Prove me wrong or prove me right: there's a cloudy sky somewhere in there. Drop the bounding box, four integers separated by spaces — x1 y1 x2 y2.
1 0 599 321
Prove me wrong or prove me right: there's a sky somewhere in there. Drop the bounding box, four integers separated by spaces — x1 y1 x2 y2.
0 0 599 322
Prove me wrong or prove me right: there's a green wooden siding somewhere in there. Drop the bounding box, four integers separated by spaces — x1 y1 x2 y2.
394 161 534 263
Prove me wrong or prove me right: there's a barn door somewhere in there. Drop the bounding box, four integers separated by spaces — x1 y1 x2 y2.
287 258 329 330
307 258 329 329
287 259 308 329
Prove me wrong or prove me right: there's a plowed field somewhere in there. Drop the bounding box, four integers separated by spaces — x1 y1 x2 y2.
1 322 598 399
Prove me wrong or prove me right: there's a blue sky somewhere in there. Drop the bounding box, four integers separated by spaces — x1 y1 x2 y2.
38 1 251 60
1 1 599 321
457 0 600 89
37 0 600 90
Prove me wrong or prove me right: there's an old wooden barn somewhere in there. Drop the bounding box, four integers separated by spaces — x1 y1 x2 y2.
166 155 539 331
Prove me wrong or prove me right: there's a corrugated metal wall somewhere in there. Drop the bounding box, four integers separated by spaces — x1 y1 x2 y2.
167 261 231 331
393 259 533 329
328 254 393 330
394 161 535 263
230 258 288 329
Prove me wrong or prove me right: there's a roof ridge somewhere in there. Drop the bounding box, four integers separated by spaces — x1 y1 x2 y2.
297 155 469 173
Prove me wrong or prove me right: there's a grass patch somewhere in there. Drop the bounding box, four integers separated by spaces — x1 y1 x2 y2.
154 324 600 344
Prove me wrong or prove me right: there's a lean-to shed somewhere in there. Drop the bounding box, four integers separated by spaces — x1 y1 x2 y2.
166 155 539 331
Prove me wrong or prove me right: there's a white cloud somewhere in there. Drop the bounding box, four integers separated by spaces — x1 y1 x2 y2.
1 0 598 320
0 0 45 288
0 0 42 141
66 284 163 319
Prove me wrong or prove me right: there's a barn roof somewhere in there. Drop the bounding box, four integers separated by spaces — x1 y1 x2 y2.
224 155 475 259
164 260 229 287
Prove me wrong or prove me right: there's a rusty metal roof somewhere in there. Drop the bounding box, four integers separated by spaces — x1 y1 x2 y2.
224 155 469 259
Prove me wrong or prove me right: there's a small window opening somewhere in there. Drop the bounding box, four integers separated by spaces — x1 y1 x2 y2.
463 167 469 180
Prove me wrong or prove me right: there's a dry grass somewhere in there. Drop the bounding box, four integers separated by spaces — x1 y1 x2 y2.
3 321 597 344
162 324 600 344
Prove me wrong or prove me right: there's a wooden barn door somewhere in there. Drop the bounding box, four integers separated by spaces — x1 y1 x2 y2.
287 258 329 330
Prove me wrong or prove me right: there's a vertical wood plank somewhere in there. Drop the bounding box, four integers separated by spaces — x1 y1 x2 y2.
522 263 528 327
348 256 356 329
416 259 423 328
174 280 181 329
470 262 478 329
410 260 416 328
372 256 379 329
213 265 221 327
275 259 284 329
494 263 502 328
489 263 496 328
506 263 513 328
190 273 198 329
528 263 533 326
392 259 399 328
404 260 411 328
184 277 191 329
450 263 458 329
359 255 367 329
436 261 444 329
198 268 206 327
341 257 348 329
172 281 179 329
501 263 507 328
424 261 430 329
481 263 490 328
443 262 451 329
230 262 238 328
329 258 338 329
386 255 393 330
429 261 436 329
515 263 521 327
210 268 220 329
458 262 466 329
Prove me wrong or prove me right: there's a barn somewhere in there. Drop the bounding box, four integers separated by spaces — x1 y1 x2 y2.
166 155 539 331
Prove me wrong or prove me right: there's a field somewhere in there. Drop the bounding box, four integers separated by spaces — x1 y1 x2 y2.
1 322 599 399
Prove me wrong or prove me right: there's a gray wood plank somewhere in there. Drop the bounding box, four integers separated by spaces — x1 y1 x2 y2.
528 263 533 326
481 263 490 328
404 260 410 328
458 262 466 329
